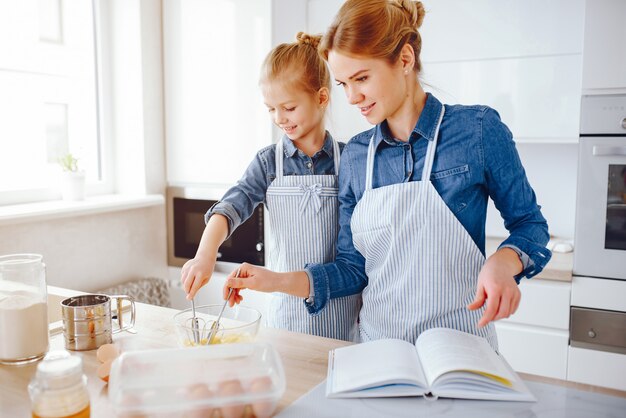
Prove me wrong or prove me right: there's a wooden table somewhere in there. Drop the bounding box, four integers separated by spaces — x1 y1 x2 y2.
2 287 624 417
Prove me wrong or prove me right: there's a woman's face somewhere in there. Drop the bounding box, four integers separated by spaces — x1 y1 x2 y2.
328 50 406 126
261 80 326 143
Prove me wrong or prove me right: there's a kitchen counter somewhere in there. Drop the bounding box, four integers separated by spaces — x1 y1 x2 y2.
486 237 573 282
2 287 349 417
2 287 623 417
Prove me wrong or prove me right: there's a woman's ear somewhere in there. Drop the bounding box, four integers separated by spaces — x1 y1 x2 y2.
318 87 330 108
399 43 415 73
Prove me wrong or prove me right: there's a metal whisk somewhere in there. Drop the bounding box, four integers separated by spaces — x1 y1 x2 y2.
186 297 207 345
207 269 239 344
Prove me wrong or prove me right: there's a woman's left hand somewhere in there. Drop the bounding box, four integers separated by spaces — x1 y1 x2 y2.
467 247 523 327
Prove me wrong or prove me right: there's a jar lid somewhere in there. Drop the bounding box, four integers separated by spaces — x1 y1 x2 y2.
34 350 84 390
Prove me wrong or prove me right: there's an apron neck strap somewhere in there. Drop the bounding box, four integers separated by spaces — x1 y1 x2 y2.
365 104 446 190
275 138 284 179
275 136 341 178
420 105 445 182
332 137 341 175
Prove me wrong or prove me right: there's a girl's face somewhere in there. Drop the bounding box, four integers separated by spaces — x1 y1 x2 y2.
262 80 326 143
328 50 406 126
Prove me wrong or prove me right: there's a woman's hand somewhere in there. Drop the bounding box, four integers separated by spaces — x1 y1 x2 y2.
181 256 216 300
223 263 310 306
467 247 523 327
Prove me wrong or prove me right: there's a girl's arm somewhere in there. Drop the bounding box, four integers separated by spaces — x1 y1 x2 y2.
181 148 272 300
181 214 229 300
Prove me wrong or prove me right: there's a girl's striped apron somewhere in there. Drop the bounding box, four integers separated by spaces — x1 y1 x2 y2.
265 138 361 341
350 105 498 349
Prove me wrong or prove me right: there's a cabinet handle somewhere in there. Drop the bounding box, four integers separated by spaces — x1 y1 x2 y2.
593 146 626 156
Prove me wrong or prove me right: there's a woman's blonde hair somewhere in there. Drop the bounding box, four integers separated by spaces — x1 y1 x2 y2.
319 0 426 72
260 32 331 94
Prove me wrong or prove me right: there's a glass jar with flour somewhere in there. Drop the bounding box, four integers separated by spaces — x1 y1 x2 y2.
0 254 49 365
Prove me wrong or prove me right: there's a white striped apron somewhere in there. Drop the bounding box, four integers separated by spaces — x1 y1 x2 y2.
265 138 361 341
350 106 498 349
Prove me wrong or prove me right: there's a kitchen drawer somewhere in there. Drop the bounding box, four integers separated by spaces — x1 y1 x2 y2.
568 346 626 391
501 279 571 329
495 322 569 380
570 307 626 354
571 276 626 312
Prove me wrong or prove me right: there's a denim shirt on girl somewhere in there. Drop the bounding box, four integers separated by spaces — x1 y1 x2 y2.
206 132 344 235
305 93 552 314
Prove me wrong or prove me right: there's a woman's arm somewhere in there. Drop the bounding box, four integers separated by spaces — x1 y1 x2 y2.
468 108 552 326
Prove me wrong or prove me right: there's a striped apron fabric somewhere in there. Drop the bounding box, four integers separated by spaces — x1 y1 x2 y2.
265 138 361 341
350 105 498 349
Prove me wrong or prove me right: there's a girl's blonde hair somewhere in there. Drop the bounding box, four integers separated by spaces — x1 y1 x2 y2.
260 32 331 94
319 0 426 72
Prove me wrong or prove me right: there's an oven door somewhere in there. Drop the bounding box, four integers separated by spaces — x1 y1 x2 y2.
574 137 626 280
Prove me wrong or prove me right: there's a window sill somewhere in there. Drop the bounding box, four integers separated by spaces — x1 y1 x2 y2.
0 194 164 226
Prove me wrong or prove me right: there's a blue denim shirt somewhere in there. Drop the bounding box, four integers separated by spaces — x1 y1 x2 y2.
305 94 552 314
206 132 344 235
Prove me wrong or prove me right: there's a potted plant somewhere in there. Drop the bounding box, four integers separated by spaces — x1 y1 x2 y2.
58 153 85 201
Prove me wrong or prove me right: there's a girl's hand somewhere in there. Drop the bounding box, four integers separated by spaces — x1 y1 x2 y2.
467 247 522 327
181 256 216 300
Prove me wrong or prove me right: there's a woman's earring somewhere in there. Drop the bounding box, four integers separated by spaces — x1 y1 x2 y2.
404 69 409 75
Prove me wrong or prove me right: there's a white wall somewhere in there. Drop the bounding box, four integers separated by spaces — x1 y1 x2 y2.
308 0 581 239
0 206 168 292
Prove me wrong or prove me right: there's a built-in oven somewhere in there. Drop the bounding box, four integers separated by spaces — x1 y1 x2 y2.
166 185 265 268
574 94 626 281
570 94 626 391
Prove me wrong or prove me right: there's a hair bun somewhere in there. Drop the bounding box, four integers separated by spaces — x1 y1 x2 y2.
390 0 425 29
296 31 321 49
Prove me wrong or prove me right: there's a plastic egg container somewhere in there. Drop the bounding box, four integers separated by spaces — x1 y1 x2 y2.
108 343 285 418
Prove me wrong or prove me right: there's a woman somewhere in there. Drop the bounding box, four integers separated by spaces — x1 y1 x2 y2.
224 0 551 349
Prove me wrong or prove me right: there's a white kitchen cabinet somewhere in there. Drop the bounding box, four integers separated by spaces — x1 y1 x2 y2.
568 347 626 391
424 55 582 142
309 0 586 143
495 279 571 379
581 0 626 92
496 323 569 379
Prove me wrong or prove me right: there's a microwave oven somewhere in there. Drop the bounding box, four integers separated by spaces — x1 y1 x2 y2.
166 185 265 268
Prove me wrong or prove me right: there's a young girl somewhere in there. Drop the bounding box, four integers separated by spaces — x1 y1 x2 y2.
181 32 361 341
223 0 551 349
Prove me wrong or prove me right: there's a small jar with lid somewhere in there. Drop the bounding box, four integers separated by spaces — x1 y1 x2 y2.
28 350 90 418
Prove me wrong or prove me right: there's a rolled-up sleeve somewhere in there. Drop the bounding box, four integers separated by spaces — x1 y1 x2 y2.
482 108 552 279
304 142 368 314
205 151 270 238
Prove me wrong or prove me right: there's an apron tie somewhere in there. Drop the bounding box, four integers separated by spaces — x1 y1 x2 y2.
299 183 322 213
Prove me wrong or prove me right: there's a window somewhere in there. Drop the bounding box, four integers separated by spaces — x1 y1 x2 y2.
0 0 107 205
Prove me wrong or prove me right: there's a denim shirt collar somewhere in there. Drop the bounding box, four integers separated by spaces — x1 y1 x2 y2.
281 131 335 159
374 93 443 148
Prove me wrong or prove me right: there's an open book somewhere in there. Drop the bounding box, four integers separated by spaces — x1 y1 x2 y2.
326 327 535 402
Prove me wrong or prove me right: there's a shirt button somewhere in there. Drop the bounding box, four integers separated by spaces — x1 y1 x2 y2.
306 162 312 168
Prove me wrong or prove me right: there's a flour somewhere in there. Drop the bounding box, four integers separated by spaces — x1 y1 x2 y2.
0 292 49 361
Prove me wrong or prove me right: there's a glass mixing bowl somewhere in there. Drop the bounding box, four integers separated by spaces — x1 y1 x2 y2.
173 304 261 347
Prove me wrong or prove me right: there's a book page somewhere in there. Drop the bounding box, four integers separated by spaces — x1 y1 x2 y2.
329 339 427 395
415 328 515 387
